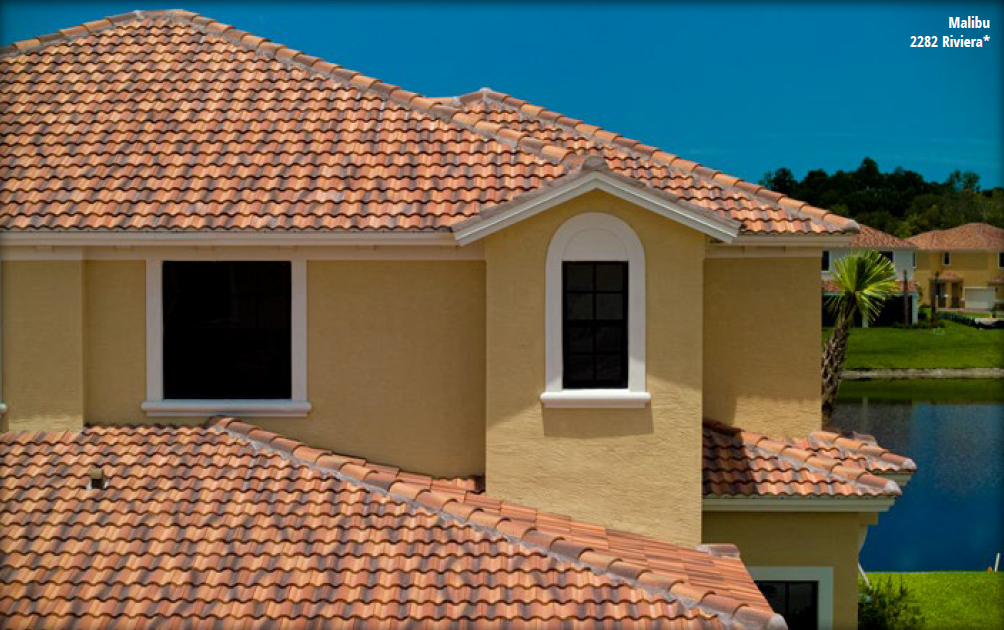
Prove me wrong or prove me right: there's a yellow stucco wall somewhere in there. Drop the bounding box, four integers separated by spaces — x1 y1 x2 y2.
914 250 1004 305
3 258 486 477
84 261 147 422
484 190 706 546
703 511 868 630
703 257 822 437
2 261 86 432
292 260 486 476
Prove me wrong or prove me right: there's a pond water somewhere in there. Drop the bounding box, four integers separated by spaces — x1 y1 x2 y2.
833 379 1004 572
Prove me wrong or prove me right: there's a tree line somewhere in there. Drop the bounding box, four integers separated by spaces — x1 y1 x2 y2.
759 158 1004 237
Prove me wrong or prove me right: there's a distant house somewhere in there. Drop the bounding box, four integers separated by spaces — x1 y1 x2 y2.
909 223 1004 311
822 225 919 325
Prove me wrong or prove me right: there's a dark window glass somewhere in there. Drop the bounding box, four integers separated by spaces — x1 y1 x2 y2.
879 251 894 263
998 251 1003 268
163 261 291 399
756 581 818 630
821 251 830 271
562 262 628 389
943 252 951 265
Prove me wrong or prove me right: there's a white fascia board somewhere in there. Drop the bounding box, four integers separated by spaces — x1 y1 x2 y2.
0 231 458 247
730 234 856 248
703 496 896 513
453 172 741 245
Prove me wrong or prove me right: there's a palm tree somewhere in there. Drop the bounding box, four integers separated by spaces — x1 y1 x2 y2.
821 251 899 423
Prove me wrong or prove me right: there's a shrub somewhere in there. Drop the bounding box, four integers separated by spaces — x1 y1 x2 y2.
859 577 925 630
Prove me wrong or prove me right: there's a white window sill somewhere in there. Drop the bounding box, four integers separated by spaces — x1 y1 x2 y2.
141 400 312 418
539 390 651 409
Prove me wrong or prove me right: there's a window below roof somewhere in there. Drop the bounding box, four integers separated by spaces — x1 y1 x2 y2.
163 261 292 399
749 566 832 630
541 213 650 409
943 252 951 266
821 251 830 272
143 258 309 418
878 251 894 264
756 581 819 630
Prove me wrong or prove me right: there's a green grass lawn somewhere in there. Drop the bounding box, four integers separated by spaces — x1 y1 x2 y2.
865 572 1003 630
826 321 1004 369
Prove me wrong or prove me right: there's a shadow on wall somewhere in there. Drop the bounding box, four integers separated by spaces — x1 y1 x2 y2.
542 406 654 438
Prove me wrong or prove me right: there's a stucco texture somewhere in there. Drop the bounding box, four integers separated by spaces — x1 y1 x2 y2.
703 511 869 630
2 261 86 432
3 259 487 478
484 190 706 546
703 257 822 437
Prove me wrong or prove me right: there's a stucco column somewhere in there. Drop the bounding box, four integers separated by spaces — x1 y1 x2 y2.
2 260 86 431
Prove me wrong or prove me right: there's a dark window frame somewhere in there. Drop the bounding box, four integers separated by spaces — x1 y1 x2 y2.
878 250 894 263
943 252 952 266
755 580 819 630
821 251 830 272
562 261 629 390
162 261 292 400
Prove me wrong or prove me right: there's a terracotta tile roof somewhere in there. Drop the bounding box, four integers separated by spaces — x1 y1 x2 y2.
908 223 1004 250
703 420 914 498
0 10 856 237
0 418 784 630
848 225 916 249
932 271 963 282
823 279 917 293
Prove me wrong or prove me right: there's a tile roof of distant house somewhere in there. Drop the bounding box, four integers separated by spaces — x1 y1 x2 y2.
907 223 1004 250
849 225 917 249
0 9 857 237
0 419 784 630
702 420 914 498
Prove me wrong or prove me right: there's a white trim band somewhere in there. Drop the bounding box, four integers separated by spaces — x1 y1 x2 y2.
540 390 652 408
703 496 896 512
141 400 312 418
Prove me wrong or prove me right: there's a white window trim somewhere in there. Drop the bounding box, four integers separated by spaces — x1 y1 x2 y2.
748 566 834 630
542 212 649 408
142 257 310 418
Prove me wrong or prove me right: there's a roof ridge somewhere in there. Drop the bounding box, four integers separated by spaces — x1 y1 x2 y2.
0 10 595 171
704 419 901 495
467 90 859 234
210 416 784 630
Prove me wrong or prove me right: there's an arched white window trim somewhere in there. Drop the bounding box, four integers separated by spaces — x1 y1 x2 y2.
540 212 651 408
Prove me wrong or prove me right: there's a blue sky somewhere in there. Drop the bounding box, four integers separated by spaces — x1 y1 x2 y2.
3 1 1001 187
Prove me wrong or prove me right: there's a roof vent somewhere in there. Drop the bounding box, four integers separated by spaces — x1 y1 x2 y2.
89 467 106 490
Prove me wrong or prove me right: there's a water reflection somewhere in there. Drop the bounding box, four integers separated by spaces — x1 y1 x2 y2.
833 380 1004 571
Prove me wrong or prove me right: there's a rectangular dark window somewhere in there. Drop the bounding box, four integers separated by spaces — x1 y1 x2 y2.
756 581 818 630
879 251 894 263
943 252 951 266
821 251 830 271
163 261 291 399
562 261 628 389
998 251 1003 268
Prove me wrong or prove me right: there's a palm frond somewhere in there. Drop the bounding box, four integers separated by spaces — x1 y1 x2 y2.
826 250 899 324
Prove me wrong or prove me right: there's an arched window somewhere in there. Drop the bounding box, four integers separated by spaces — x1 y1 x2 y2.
541 213 650 408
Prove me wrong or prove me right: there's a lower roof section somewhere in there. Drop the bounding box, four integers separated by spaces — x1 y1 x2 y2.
0 419 783 630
